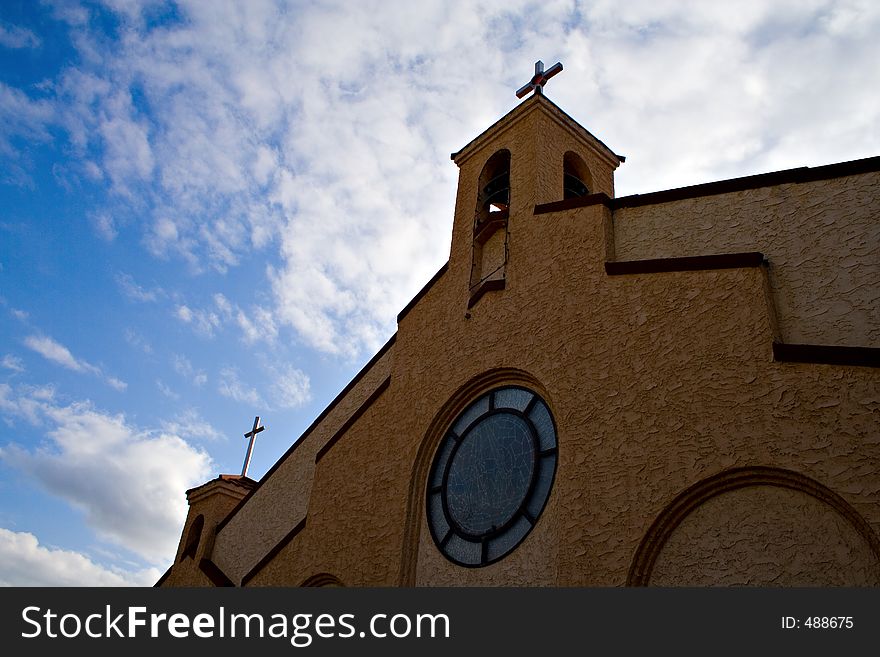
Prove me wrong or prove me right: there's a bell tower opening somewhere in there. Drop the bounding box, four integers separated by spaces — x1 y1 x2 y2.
180 514 204 561
449 63 624 309
563 151 592 199
471 149 511 293
476 149 511 227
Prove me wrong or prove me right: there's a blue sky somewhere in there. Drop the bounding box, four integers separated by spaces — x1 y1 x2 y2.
1 0 878 585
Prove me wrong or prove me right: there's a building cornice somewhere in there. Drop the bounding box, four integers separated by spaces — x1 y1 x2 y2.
451 94 624 168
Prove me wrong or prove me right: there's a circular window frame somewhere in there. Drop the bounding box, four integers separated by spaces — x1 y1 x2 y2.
426 386 558 567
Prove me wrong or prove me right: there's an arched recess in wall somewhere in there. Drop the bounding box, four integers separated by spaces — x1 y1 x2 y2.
627 466 880 586
397 368 552 585
471 150 510 291
562 151 592 199
300 573 345 587
180 514 204 561
475 149 511 222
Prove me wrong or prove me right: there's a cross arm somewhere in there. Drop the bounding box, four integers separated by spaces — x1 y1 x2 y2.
543 61 563 79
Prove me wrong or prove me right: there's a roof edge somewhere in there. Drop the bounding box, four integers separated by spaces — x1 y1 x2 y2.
214 332 397 534
185 474 256 501
451 94 623 167
397 262 449 323
613 155 880 209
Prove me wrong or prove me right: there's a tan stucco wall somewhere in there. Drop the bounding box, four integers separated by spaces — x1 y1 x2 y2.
613 173 880 347
450 95 618 270
650 485 880 586
401 199 878 586
209 344 394 584
245 201 879 586
170 97 879 587
162 480 248 586
247 391 402 586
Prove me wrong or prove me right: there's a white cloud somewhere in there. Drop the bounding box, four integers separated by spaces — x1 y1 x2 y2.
175 304 192 322
24 334 100 375
174 304 220 337
116 272 162 302
156 379 179 400
172 354 207 387
269 364 311 409
83 159 103 181
160 407 224 441
213 292 233 317
106 376 128 392
236 305 278 345
0 386 214 565
90 211 117 241
217 363 312 409
176 293 279 346
0 528 159 586
5 0 880 356
0 383 40 425
124 328 153 354
215 292 280 345
0 23 41 49
217 362 310 410
99 110 155 191
0 81 54 185
1 354 24 373
24 334 127 390
217 367 264 407
44 1 90 27
10 308 28 322
0 382 55 425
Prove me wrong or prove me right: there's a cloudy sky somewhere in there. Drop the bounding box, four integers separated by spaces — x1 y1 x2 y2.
1 0 878 586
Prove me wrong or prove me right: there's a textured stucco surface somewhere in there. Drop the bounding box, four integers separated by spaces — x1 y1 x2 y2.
162 96 879 588
248 390 402 586
162 480 249 587
208 345 394 584
613 174 880 347
477 226 506 284
407 204 879 586
650 485 880 586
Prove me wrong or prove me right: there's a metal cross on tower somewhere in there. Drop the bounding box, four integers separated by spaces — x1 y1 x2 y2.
516 60 563 99
241 416 266 478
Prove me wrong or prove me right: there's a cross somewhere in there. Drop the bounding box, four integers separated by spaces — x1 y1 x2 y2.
516 60 563 99
240 416 266 478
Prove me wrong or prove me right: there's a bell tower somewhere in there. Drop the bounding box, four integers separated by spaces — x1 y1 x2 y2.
448 61 625 309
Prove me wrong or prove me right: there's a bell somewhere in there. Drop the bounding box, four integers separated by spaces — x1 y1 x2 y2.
564 172 589 199
482 170 510 212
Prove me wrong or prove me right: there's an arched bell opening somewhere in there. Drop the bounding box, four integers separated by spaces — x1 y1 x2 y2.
471 149 511 293
475 149 511 232
563 151 592 199
180 514 204 561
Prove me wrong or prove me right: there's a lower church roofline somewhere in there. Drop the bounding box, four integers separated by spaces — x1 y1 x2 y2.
397 262 449 323
533 154 880 215
614 154 880 209
214 334 397 535
153 565 172 587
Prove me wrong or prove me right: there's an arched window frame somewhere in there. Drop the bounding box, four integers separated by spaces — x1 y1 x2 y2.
470 150 511 296
180 514 204 561
562 151 592 199
474 149 511 234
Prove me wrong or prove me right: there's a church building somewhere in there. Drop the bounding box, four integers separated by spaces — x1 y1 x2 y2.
158 64 880 587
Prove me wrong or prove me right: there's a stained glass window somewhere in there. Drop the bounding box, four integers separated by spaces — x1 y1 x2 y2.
426 386 558 567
